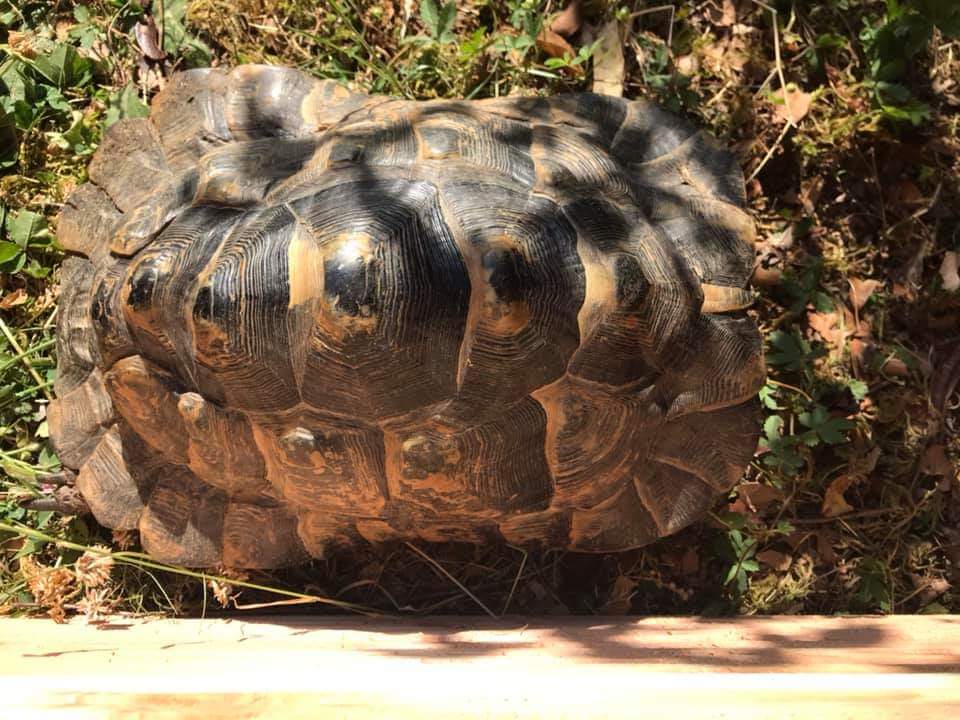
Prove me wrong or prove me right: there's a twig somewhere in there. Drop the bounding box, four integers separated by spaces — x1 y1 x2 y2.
745 0 801 184
0 522 381 616
501 545 528 616
156 0 165 56
405 541 496 618
752 0 797 97
747 120 790 182
881 182 942 239
751 0 795 124
788 508 897 525
630 4 676 50
0 318 52 400
767 378 812 402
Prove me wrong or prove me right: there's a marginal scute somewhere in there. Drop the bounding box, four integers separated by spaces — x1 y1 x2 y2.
76 425 157 530
88 118 172 212
47 369 114 469
252 411 388 516
53 65 765 567
54 257 100 395
385 396 553 516
222 503 307 568
651 400 760 492
149 68 230 172
570 482 660 552
297 511 360 559
532 376 659 508
56 183 120 260
139 466 226 567
634 463 719 536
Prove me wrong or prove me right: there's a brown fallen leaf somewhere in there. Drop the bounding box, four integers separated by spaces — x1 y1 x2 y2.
7 30 37 58
849 278 882 311
550 1 582 38
807 310 844 347
600 574 636 615
822 447 881 517
738 482 783 513
799 175 824 215
816 531 837 566
718 0 737 26
0 288 28 310
939 251 960 292
850 338 874 371
591 21 624 97
675 54 700 76
881 356 910 378
135 16 166 61
537 28 575 59
910 573 951 605
774 86 813 124
887 178 925 207
757 549 792 572
921 444 956 481
822 475 856 517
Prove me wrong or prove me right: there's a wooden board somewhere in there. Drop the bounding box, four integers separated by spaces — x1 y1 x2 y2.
2 615 959 718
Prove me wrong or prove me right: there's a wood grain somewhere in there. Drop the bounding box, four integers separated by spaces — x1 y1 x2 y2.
2 615 959 719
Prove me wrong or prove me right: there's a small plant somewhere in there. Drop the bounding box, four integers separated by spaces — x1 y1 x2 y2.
712 513 761 595
860 0 960 125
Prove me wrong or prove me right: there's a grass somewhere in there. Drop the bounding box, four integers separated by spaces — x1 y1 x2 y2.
1 0 958 619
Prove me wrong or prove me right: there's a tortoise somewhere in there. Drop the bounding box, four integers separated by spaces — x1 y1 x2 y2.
50 65 765 568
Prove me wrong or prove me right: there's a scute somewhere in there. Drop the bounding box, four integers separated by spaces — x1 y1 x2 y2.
53 65 765 567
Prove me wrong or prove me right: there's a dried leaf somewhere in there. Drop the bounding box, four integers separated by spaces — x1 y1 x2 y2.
822 475 856 517
537 28 574 59
75 546 114 588
702 35 750 75
600 574 636 615
888 178 925 207
808 310 843 346
939 251 959 292
7 30 37 58
592 21 624 97
800 176 824 215
849 278 882 310
921 444 955 480
757 549 792 572
881 356 910 378
675 54 699 75
719 0 737 26
0 288 28 309
774 87 813 124
822 447 880 517
816 531 837 566
135 16 166 61
550 1 582 38
738 482 783 513
850 338 873 369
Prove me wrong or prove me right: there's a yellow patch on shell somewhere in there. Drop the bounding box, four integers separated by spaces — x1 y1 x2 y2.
286 224 324 309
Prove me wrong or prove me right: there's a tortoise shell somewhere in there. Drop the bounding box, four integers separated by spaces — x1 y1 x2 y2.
51 65 764 568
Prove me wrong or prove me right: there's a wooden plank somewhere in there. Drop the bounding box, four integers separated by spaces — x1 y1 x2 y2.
2 615 959 718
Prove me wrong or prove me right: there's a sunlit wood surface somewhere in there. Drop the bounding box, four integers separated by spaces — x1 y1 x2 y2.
2 615 959 718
